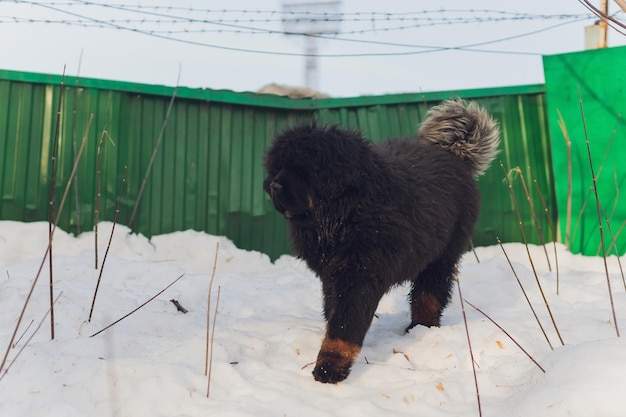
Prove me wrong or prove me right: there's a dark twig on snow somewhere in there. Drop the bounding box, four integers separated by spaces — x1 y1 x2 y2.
89 274 185 338
170 299 188 314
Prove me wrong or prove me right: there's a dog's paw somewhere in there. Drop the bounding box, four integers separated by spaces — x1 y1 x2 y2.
312 360 351 384
312 337 360 383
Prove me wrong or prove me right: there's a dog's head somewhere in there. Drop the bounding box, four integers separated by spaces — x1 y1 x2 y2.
263 166 313 222
263 122 373 223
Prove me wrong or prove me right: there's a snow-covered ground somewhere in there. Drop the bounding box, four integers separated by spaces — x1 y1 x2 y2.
1 221 625 417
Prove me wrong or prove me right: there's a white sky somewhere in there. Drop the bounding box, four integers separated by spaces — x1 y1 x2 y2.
0 0 625 97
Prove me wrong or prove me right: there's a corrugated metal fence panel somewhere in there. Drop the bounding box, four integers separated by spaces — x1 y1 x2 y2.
0 69 555 260
544 46 626 256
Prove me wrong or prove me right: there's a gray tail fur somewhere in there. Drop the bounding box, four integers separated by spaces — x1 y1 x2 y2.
417 98 500 178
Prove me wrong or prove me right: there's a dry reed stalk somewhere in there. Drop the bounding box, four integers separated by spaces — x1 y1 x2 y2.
12 320 34 349
513 167 551 272
71 51 84 234
47 67 66 340
205 242 220 376
596 201 626 291
580 0 626 35
501 162 564 346
577 87 620 337
498 238 554 350
207 285 222 399
556 109 572 249
469 240 480 263
129 79 179 228
455 275 482 417
88 166 127 322
608 221 626 255
602 209 626 291
0 292 63 382
94 130 105 269
0 115 91 374
464 299 546 373
571 116 618 248
530 169 560 294
90 274 185 338
596 170 621 256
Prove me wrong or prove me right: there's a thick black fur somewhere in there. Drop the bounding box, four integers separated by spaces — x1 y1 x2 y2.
264 113 492 383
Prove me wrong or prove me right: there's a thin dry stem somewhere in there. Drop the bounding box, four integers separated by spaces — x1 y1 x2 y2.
530 169 560 295
596 169 621 256
556 109 572 249
207 285 222 399
469 240 480 263
580 0 626 35
609 221 626 255
578 86 620 337
12 320 34 349
94 130 105 269
48 67 66 340
596 201 626 291
455 275 482 417
501 162 564 346
464 299 546 373
0 113 93 372
0 113 91 374
93 130 115 269
90 274 185 338
1 292 63 382
572 115 618 248
514 167 551 272
205 242 220 376
71 51 84 234
129 74 180 228
498 238 554 350
89 166 127 322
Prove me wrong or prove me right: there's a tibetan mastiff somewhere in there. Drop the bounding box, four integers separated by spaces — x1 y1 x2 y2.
263 99 500 384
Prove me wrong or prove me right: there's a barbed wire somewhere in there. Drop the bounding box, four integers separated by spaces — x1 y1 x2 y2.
2 0 621 57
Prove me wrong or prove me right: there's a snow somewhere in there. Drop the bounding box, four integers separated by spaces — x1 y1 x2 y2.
1 220 626 417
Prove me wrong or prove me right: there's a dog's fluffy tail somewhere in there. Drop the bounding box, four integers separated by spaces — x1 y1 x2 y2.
417 99 500 178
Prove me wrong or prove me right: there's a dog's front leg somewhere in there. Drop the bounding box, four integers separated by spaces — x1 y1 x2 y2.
312 279 381 383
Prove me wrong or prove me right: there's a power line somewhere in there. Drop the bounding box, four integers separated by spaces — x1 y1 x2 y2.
3 1 612 57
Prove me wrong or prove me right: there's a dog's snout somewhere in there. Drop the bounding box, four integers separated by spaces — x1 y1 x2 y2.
270 181 282 192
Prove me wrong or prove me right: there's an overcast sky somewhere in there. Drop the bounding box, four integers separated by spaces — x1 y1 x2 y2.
1 0 625 97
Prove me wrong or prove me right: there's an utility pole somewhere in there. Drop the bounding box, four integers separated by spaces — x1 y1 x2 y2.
600 0 608 47
281 0 341 90
585 0 609 49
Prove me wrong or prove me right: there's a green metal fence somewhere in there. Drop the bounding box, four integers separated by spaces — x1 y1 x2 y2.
0 69 556 260
544 46 626 257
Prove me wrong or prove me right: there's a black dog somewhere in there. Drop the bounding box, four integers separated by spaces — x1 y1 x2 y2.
263 99 500 384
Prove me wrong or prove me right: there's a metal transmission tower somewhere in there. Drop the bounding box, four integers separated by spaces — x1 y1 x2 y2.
281 0 341 90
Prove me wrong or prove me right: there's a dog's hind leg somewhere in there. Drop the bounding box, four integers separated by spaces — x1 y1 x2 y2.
406 259 457 332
